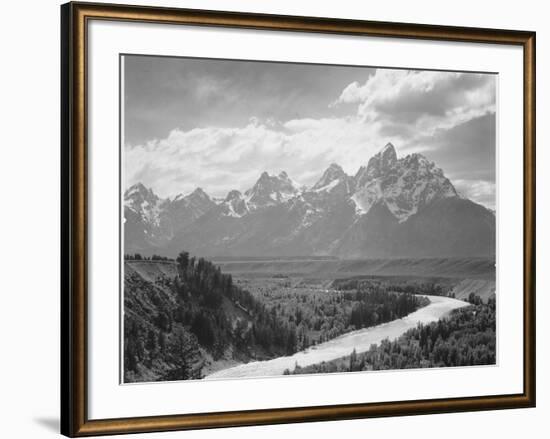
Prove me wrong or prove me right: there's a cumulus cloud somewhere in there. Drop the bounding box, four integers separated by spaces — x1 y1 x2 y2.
334 69 496 143
454 179 496 210
125 64 496 210
416 112 496 183
125 116 391 198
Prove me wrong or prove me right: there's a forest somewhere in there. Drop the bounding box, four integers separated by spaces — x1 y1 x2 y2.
286 297 496 375
124 252 431 382
124 251 299 382
331 276 453 297
238 275 429 349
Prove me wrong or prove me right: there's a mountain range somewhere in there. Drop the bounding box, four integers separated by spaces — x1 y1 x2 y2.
124 143 495 259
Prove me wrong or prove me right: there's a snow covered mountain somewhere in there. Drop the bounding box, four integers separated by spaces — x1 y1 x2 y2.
220 190 250 218
124 143 495 258
124 182 163 227
351 143 457 222
244 171 300 208
311 163 355 195
123 184 216 254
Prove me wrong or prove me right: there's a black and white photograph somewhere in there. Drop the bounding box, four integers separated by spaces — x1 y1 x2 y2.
122 55 497 383
1 0 544 437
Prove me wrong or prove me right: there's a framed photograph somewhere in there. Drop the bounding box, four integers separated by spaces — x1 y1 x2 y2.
61 2 535 436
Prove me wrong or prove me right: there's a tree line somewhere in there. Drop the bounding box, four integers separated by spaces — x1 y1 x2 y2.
245 277 429 350
286 299 496 375
124 253 173 261
124 251 438 382
124 251 304 382
332 277 451 297
171 251 301 357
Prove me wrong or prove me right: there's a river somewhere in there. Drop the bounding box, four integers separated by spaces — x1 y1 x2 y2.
205 295 469 380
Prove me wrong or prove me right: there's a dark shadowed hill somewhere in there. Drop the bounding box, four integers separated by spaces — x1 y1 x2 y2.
123 258 302 382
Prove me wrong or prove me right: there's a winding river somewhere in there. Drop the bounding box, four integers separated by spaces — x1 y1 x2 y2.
205 295 469 380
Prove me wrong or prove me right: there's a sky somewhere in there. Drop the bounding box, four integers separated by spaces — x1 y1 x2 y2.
123 55 496 209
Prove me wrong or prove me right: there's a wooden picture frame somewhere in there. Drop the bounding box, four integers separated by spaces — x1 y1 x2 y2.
61 2 535 436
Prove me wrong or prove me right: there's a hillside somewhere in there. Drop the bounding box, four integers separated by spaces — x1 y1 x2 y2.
123 255 436 382
123 257 298 382
450 278 496 302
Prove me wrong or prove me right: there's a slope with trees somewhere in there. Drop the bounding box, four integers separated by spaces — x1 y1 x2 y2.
286 298 496 375
124 252 432 382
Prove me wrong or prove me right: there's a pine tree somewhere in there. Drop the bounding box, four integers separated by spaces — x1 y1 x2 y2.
350 348 358 371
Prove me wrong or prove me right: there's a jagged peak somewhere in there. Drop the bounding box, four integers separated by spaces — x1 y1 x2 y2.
225 189 243 201
126 181 146 194
125 182 157 200
244 170 299 206
312 163 348 190
372 142 397 163
357 142 398 184
191 187 209 198
403 152 430 165
255 170 292 182
352 143 460 221
127 181 147 191
354 165 367 178
381 142 396 155
222 189 249 218
249 170 297 189
172 187 212 205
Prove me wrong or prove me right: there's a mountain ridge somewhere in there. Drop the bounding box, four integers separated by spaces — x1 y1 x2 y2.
124 143 495 259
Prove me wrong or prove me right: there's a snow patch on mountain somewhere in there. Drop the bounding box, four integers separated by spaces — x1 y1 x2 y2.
244 171 300 208
221 190 250 218
124 183 163 226
311 163 355 197
352 145 458 222
313 178 341 193
312 163 345 189
123 142 486 258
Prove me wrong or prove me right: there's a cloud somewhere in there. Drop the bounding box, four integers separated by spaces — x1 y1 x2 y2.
416 112 496 183
334 69 496 141
329 69 497 209
454 179 496 209
125 116 393 199
125 66 496 211
124 55 375 146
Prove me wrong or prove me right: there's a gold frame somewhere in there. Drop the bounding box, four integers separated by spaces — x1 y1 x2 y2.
61 2 536 436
